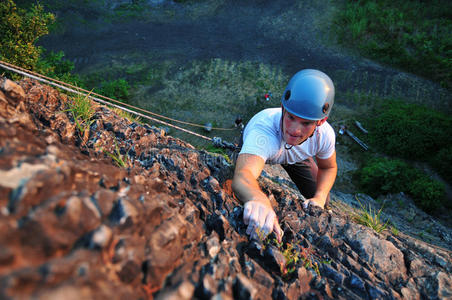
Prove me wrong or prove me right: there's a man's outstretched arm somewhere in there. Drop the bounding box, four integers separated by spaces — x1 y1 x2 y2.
232 153 283 242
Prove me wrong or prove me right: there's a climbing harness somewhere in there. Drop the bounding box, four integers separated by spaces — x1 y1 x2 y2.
0 60 239 149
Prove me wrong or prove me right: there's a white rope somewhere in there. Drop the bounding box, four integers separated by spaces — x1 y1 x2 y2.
0 61 213 141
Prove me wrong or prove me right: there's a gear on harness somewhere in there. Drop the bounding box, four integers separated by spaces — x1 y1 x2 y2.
212 136 238 150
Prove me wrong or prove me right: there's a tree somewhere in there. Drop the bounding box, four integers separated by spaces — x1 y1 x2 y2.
0 0 54 73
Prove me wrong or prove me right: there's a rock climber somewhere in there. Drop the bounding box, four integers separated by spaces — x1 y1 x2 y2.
232 69 337 242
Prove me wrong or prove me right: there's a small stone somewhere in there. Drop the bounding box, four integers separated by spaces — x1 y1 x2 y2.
233 274 256 300
206 235 221 259
117 260 140 284
2 79 25 102
89 225 112 249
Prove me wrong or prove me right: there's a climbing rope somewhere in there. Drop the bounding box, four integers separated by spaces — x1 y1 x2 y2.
0 60 240 148
0 60 236 131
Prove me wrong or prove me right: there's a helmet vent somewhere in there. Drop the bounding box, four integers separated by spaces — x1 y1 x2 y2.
284 90 291 100
322 103 330 114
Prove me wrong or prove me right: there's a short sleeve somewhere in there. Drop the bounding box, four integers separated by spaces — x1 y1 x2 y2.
239 127 280 162
316 123 336 159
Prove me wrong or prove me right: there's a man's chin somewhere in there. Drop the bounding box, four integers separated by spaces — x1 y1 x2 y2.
284 135 304 145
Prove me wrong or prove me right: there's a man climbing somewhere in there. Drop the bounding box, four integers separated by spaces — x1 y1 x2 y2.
232 69 337 242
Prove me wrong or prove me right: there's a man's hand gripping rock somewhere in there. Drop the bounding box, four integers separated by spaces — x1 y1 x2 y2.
243 199 283 243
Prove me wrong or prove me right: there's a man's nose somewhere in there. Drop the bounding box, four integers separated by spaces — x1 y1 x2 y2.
288 122 302 134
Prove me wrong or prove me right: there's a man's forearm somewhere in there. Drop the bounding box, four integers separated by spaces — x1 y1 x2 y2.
232 172 271 206
314 166 337 203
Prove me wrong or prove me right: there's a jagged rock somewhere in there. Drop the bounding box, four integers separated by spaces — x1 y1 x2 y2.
233 273 256 299
344 226 407 283
1 79 25 103
0 77 451 299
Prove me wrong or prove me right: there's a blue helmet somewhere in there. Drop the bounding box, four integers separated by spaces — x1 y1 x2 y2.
281 69 335 120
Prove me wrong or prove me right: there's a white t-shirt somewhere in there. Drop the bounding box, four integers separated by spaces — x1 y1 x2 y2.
239 108 336 165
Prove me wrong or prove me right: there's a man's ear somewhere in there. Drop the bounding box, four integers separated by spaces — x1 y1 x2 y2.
317 117 328 126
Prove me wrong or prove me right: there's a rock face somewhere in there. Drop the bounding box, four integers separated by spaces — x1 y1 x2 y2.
0 77 451 299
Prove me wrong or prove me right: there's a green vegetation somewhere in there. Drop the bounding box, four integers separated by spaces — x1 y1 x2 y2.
351 98 450 213
111 0 150 22
409 177 445 212
356 156 418 196
430 146 452 185
37 50 83 83
365 100 452 183
130 58 287 147
111 107 142 124
356 156 445 212
335 0 452 89
201 145 232 163
353 195 389 233
366 100 451 161
64 90 96 141
255 228 322 279
0 0 54 77
391 226 399 236
98 78 130 102
103 140 129 168
1 0 132 100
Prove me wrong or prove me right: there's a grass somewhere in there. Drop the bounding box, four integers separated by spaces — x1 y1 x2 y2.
391 226 399 236
353 195 389 234
334 0 452 90
103 139 128 168
111 107 142 124
131 58 288 147
64 90 96 141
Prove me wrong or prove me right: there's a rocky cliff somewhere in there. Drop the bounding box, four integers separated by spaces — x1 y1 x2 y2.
0 78 451 299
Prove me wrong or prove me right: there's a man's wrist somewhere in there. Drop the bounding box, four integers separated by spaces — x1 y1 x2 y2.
246 197 272 208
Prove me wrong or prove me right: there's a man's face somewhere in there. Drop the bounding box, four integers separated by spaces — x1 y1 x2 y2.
282 110 318 145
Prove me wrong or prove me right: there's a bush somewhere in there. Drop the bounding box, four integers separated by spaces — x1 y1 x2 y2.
356 157 417 197
409 177 445 212
36 50 86 85
366 100 452 181
98 79 130 102
431 146 452 184
356 156 446 212
0 0 54 74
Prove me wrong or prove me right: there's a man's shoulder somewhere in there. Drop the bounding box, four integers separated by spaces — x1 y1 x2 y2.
245 108 281 136
253 107 281 120
318 121 335 137
247 107 281 129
